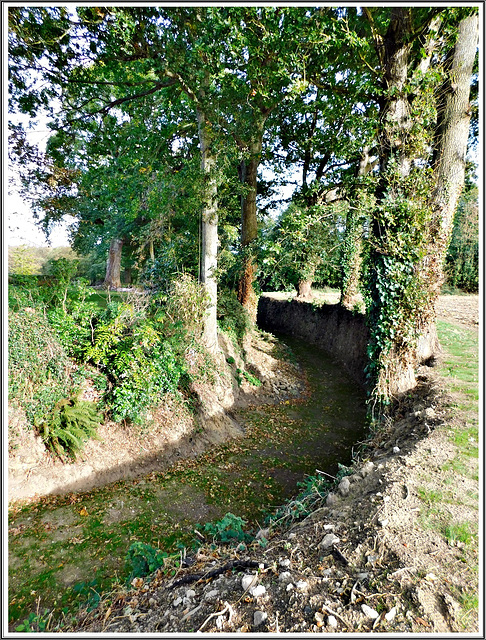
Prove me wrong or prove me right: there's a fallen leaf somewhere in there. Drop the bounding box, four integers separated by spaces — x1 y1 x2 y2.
415 617 430 627
79 507 89 516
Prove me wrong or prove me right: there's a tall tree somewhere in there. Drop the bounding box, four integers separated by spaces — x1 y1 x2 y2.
363 7 478 402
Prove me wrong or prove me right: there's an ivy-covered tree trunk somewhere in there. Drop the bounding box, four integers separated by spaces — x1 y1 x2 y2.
237 121 265 321
366 8 478 403
197 105 219 353
367 8 422 400
104 238 123 290
340 148 373 308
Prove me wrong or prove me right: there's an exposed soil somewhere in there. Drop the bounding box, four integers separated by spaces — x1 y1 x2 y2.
8 294 479 634
8 331 304 504
61 294 479 634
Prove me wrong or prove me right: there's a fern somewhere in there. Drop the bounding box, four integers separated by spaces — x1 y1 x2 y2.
39 397 102 461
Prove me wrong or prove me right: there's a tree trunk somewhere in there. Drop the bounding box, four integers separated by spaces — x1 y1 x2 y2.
237 125 264 321
367 8 418 399
340 147 373 308
104 238 123 290
296 279 313 300
417 13 478 363
197 105 219 353
367 9 477 401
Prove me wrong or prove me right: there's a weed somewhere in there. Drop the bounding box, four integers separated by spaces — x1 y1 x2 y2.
15 609 51 633
416 487 443 505
198 513 253 545
243 371 262 387
442 521 476 547
125 542 171 581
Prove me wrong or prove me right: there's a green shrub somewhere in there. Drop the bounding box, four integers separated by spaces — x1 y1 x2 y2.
82 300 186 423
39 397 102 460
217 288 252 346
125 542 169 581
198 513 253 545
162 273 209 343
8 307 82 428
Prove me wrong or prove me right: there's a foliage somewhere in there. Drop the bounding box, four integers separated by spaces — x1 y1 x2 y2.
39 397 102 461
125 542 169 581
72 579 101 612
444 186 479 293
8 245 37 275
365 161 438 401
259 201 343 292
8 305 84 429
198 513 253 545
83 299 186 424
161 274 209 344
266 464 352 528
15 610 51 633
217 288 252 346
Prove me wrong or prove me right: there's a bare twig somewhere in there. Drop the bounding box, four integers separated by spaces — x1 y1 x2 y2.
321 604 352 630
197 601 234 632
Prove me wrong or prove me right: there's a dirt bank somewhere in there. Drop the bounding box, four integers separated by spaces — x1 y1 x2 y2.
8 331 304 504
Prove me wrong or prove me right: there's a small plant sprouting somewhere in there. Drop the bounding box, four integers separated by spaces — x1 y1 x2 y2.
15 610 51 633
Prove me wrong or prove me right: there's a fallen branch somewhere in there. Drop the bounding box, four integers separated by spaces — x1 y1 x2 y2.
197 601 234 632
169 560 267 590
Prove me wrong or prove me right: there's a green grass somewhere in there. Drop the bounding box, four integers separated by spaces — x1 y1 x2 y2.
427 317 479 627
85 290 128 309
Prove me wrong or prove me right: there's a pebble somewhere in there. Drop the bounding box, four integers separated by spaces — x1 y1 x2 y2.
242 575 257 591
338 477 350 496
378 518 389 527
185 589 196 599
279 572 292 582
385 606 397 622
361 604 379 619
253 611 267 626
326 492 338 506
393 446 400 453
327 615 338 628
204 589 219 600
286 583 294 591
360 461 375 477
250 585 266 597
173 597 182 607
296 580 308 592
320 533 340 550
255 528 269 540
314 611 324 625
356 572 369 581
279 558 291 568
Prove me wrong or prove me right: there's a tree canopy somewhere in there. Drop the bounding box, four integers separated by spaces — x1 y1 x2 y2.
9 5 479 404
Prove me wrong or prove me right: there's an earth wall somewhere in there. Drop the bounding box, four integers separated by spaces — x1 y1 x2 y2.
257 295 369 388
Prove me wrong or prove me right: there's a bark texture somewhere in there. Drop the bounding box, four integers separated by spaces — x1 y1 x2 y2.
197 106 219 353
104 238 123 290
417 13 478 364
296 279 313 301
237 126 264 321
